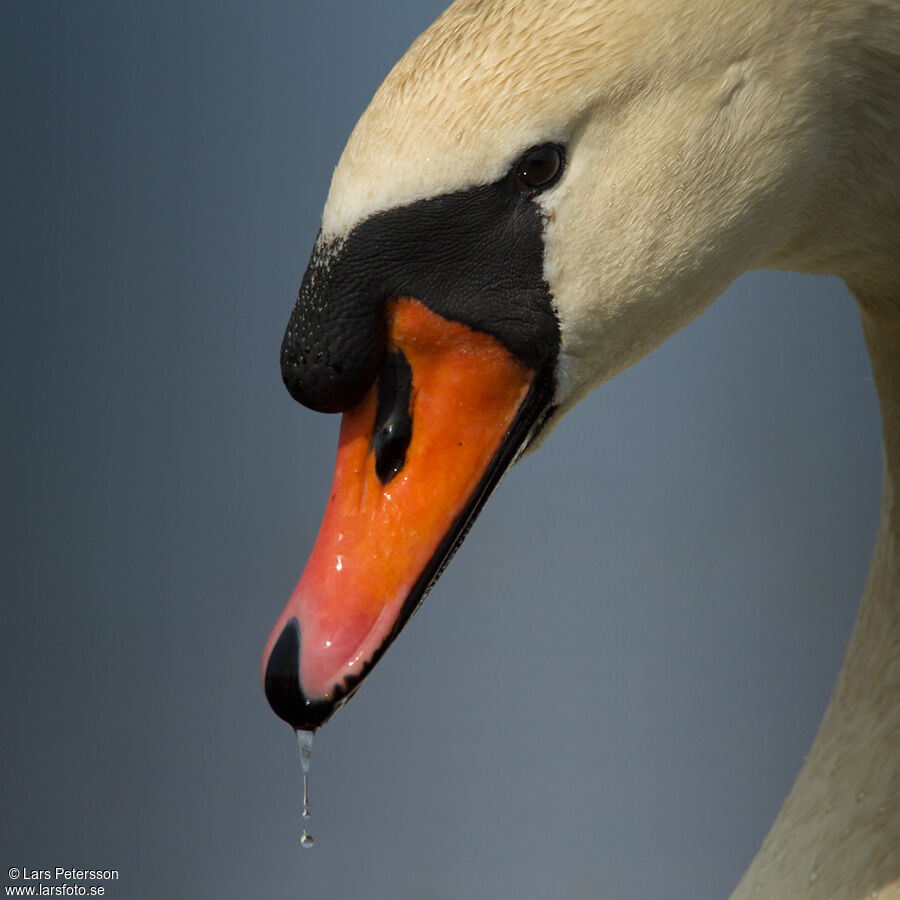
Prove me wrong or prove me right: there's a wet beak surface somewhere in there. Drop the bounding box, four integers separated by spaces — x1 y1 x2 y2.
263 298 537 729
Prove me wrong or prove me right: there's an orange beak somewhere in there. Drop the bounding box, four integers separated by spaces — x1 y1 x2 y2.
262 297 543 729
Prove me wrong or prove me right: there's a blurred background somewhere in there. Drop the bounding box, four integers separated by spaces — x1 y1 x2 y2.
1 3 881 898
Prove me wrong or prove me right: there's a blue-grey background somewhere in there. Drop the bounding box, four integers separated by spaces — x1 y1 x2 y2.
1 3 880 898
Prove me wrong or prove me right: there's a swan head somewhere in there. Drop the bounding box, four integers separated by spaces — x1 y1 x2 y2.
262 0 842 730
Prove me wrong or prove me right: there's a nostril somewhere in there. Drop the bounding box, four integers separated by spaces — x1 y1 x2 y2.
375 419 412 483
372 350 414 484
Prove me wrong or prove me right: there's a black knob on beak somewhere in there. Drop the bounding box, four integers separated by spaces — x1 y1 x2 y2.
281 237 385 413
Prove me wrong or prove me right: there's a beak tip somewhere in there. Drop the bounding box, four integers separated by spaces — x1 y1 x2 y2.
263 618 336 731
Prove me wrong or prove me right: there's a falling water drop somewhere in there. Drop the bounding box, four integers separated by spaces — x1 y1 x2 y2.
296 729 315 848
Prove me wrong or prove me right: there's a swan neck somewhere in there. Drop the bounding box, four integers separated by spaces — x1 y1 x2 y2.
731 294 900 898
860 298 900 522
771 0 900 287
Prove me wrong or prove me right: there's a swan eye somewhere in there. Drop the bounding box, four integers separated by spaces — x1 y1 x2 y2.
513 144 564 191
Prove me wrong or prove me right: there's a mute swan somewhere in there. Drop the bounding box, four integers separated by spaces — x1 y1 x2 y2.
263 0 900 895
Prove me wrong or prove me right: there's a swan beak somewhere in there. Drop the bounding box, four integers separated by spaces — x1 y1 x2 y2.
262 297 542 730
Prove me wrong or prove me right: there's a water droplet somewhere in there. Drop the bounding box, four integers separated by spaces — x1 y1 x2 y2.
857 791 866 801
300 830 314 849
296 729 315 829
297 730 313 772
809 871 818 884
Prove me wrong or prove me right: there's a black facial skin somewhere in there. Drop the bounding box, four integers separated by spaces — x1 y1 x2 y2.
280 147 564 413
266 147 564 730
